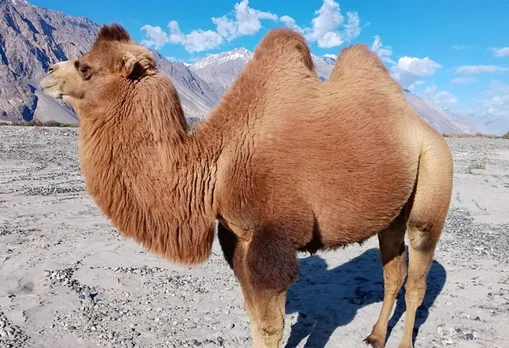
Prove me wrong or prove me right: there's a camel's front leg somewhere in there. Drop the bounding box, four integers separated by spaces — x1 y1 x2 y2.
243 286 287 348
217 222 298 348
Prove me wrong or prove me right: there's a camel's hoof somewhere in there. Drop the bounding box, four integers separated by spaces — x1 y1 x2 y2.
363 334 384 348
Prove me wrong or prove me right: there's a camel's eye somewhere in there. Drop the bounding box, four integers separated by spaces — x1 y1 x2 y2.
74 60 91 79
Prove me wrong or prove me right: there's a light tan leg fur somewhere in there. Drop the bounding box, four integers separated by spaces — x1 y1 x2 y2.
365 218 408 348
246 289 286 348
397 227 437 348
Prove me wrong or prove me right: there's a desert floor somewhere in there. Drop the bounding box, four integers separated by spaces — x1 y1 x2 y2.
1 127 508 348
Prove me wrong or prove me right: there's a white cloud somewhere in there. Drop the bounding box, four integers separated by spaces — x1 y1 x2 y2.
279 15 300 32
424 85 458 108
390 56 442 89
343 12 360 41
395 56 442 76
140 25 169 49
141 0 277 53
211 0 278 41
306 0 344 45
167 21 224 53
490 47 509 57
368 35 441 89
370 35 395 64
280 0 361 48
456 65 508 75
140 0 361 53
451 77 477 84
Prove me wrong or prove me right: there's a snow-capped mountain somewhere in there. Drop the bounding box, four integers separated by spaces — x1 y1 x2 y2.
151 50 222 117
191 48 253 70
190 47 337 90
311 53 337 81
190 48 253 93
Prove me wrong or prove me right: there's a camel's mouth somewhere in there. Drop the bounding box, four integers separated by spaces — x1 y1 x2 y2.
39 77 64 99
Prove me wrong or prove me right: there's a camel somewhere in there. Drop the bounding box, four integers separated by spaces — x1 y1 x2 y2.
39 23 453 348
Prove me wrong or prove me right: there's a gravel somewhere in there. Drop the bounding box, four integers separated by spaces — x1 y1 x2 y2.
1 126 508 348
0 310 29 348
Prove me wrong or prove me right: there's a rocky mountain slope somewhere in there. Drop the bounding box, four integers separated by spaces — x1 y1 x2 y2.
403 90 476 135
0 0 98 123
0 0 220 122
151 50 221 118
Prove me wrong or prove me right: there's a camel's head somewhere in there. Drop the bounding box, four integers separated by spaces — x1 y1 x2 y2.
40 23 156 108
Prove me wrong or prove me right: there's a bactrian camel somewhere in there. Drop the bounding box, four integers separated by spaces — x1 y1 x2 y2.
39 23 453 348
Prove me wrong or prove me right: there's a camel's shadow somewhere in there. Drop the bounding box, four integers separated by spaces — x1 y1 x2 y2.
285 247 446 348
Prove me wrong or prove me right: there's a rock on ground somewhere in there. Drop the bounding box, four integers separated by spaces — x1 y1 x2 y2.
0 126 508 348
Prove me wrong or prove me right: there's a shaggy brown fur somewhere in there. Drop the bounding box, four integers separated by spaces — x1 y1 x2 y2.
39 23 453 348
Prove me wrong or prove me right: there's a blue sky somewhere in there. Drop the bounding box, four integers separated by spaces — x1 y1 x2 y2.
31 0 509 132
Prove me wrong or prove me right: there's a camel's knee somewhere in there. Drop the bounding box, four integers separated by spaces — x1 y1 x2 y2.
248 289 286 348
254 311 285 348
407 224 441 253
258 323 284 339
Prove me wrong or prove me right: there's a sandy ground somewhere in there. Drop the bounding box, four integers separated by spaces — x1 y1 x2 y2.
0 126 508 348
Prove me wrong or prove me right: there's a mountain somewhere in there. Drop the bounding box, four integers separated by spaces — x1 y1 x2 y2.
402 90 476 134
0 1 475 134
458 112 509 136
191 48 474 134
0 0 99 123
189 48 252 93
0 0 219 122
151 50 221 118
311 53 337 81
189 48 336 89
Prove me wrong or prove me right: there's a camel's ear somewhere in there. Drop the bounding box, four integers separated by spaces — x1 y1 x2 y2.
121 52 153 79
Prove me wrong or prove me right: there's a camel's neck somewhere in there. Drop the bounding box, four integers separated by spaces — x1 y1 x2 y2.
78 76 219 265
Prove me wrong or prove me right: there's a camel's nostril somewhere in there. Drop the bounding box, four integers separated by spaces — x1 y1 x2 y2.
47 65 56 74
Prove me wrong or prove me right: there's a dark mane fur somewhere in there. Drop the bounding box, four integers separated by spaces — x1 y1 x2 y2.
96 23 132 43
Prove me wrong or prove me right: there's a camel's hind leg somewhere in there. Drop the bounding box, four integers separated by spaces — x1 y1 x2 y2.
365 214 408 348
398 136 453 348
